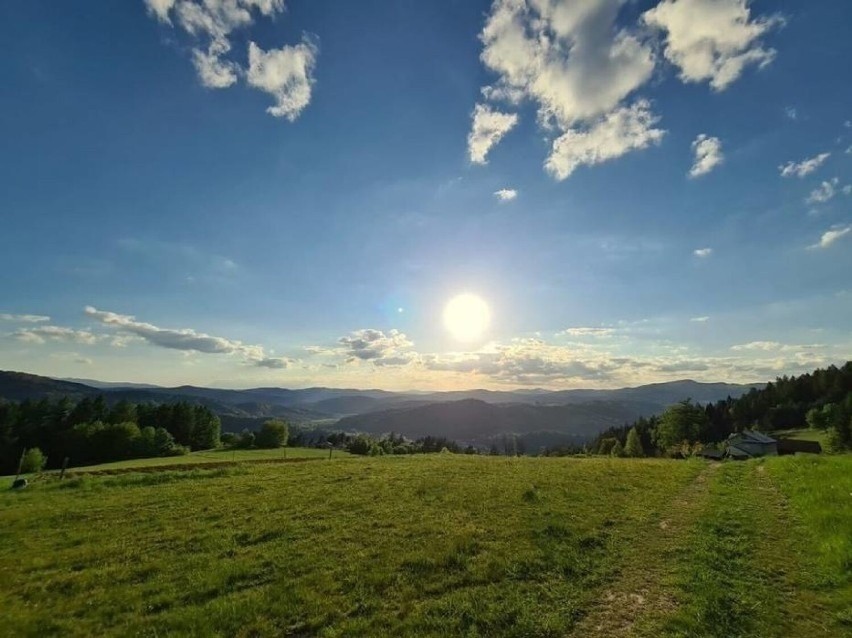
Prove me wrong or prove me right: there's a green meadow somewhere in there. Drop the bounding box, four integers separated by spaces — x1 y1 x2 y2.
1 454 849 637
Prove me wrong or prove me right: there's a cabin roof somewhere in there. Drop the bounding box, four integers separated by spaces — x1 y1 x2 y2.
730 429 777 444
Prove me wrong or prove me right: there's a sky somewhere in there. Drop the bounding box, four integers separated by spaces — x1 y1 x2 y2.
1 0 850 390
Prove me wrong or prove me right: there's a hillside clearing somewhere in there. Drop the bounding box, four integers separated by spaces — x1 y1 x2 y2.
0 455 849 637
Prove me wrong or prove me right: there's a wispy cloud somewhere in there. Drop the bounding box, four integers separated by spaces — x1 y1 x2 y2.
560 327 616 338
494 188 517 202
12 326 99 345
689 135 724 178
690 316 710 323
693 247 713 258
84 306 286 368
0 313 50 323
808 225 851 250
806 178 842 204
779 152 830 178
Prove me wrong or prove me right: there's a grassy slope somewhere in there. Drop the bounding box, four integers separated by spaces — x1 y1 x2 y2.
63 446 340 473
773 428 832 447
0 455 848 637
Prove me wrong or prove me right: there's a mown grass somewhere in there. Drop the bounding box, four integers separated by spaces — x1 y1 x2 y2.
773 428 832 447
63 445 340 473
0 454 848 637
764 455 852 629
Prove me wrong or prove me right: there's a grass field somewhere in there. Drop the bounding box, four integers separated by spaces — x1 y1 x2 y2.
1 454 849 637
774 428 832 448
59 446 342 473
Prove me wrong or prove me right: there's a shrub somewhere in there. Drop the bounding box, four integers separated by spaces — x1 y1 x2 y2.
20 448 46 473
220 432 238 447
255 419 289 449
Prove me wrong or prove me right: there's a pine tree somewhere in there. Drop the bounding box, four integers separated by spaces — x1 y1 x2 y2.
610 440 624 457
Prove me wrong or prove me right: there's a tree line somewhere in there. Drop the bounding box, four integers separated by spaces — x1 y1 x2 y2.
586 362 852 457
0 396 221 474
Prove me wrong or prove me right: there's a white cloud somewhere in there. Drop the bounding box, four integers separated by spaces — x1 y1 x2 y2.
809 225 851 250
468 104 518 164
192 39 238 88
143 0 317 120
731 341 782 351
560 327 616 338
84 306 282 367
643 0 782 91
784 106 797 120
474 0 659 177
494 188 518 201
779 152 830 178
12 326 99 345
690 316 710 322
337 329 416 366
145 0 176 22
689 134 724 178
546 100 665 180
693 247 713 258
246 39 318 120
806 178 839 204
0 314 50 323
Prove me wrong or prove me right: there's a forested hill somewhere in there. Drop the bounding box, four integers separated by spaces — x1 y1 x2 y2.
592 362 852 455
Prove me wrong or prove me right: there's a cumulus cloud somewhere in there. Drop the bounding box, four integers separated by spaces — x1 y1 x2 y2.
143 0 317 119
693 247 713 258
779 152 830 178
689 134 724 178
546 100 665 180
806 178 840 204
643 0 782 91
494 188 518 201
809 225 851 250
474 0 659 178
422 339 617 384
254 357 294 369
12 326 99 345
337 329 416 366
84 306 285 368
0 314 50 323
470 0 784 178
468 104 518 164
247 38 318 120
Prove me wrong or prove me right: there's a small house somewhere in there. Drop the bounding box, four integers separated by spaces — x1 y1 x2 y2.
725 430 778 459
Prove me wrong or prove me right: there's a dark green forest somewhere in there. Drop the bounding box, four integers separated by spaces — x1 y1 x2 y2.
0 396 220 474
588 362 852 456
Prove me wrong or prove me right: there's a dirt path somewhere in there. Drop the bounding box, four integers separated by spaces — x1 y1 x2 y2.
568 462 719 637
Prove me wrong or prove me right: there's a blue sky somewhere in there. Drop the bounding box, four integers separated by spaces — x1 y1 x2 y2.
1 0 850 389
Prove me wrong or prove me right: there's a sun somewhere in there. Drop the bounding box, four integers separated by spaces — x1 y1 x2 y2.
443 294 490 343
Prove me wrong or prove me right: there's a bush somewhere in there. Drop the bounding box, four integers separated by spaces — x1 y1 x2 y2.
20 448 46 473
255 419 289 449
220 432 238 447
236 430 255 449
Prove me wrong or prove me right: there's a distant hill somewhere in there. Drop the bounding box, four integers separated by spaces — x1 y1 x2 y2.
0 371 98 402
334 398 664 446
1 370 760 435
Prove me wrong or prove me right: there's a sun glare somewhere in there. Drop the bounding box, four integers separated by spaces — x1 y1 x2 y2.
443 294 490 343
